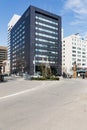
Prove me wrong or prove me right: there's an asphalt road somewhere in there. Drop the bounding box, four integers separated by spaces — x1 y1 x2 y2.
0 78 87 130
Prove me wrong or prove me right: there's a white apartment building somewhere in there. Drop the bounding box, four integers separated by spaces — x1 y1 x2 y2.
8 14 21 60
62 33 87 75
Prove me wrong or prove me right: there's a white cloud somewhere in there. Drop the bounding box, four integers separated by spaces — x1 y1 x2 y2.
70 20 84 25
63 0 87 25
65 0 87 14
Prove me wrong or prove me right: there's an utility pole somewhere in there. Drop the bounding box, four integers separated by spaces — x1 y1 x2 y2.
33 56 35 75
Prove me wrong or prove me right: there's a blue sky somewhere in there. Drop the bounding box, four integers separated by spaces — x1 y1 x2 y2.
0 0 87 46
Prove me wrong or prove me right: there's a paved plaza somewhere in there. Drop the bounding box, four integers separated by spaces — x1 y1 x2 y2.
0 78 87 130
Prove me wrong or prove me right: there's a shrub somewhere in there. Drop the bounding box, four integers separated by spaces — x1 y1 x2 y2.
31 76 59 80
31 77 46 80
50 76 59 80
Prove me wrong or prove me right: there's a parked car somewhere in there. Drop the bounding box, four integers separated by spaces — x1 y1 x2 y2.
0 74 4 82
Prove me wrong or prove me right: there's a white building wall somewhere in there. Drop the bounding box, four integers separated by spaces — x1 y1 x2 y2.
8 14 21 29
2 60 10 75
62 34 87 75
62 36 72 74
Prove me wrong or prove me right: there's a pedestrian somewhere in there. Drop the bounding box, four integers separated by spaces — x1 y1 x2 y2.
82 74 85 79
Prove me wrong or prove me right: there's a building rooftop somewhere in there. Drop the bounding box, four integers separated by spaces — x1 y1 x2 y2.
8 14 21 29
0 46 7 50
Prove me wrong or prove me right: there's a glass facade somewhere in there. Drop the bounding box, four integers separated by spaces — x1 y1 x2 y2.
11 21 25 71
35 13 59 69
10 6 62 75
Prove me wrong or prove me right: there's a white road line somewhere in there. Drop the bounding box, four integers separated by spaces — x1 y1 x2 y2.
0 83 45 101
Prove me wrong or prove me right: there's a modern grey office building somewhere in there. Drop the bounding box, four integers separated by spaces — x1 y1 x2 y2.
10 5 62 75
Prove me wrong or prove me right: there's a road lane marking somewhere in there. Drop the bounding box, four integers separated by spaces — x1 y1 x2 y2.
0 81 58 101
0 83 45 101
